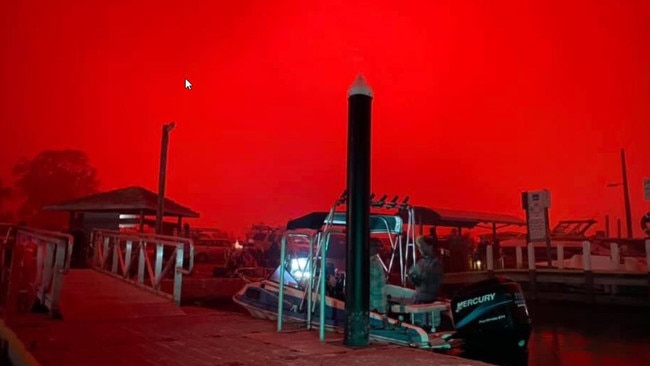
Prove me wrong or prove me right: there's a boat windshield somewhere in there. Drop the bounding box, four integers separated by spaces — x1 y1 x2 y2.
268 228 396 291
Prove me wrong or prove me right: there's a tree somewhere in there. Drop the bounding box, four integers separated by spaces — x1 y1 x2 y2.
0 178 12 222
13 150 99 227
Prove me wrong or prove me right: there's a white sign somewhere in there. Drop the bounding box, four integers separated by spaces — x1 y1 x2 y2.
644 178 650 201
526 190 550 241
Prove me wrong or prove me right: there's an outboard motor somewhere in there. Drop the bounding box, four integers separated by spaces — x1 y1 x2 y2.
450 276 531 354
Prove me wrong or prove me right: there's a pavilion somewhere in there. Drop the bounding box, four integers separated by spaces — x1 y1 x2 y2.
43 186 200 235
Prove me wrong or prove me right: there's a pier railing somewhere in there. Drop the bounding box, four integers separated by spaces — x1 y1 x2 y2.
471 239 650 273
443 239 650 306
91 230 194 305
1 226 73 319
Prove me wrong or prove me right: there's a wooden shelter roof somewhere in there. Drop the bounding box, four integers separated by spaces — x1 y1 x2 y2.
412 206 524 228
43 186 199 218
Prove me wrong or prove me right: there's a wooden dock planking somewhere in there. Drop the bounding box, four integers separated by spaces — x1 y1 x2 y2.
10 311 493 366
57 269 186 321
3 270 492 366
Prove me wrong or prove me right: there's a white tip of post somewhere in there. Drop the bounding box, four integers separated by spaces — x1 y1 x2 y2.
347 74 373 98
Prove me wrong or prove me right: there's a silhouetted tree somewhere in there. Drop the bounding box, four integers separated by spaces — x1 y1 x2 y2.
0 178 12 222
13 150 99 228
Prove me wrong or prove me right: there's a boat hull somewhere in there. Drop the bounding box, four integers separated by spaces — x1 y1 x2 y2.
233 280 437 348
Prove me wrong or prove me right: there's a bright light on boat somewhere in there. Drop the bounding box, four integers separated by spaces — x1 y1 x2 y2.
290 257 310 280
293 270 311 279
234 240 243 250
290 257 308 271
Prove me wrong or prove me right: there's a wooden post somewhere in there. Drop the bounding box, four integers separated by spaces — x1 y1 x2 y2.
557 243 564 270
609 242 620 294
610 242 620 269
583 241 594 303
527 242 536 300
486 244 494 277
139 210 145 233
582 241 592 271
645 239 650 299
515 246 523 269
527 243 536 270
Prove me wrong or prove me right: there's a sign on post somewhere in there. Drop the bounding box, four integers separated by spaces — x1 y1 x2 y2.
644 178 650 201
522 190 551 242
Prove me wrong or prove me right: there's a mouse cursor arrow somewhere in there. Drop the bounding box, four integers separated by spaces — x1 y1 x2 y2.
184 79 192 90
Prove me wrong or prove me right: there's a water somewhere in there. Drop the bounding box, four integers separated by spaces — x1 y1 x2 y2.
461 301 650 366
204 299 650 366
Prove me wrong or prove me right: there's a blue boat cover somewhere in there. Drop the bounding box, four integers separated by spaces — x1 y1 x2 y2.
286 212 403 234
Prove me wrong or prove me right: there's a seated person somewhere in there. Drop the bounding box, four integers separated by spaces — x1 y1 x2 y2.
408 235 444 304
369 238 387 314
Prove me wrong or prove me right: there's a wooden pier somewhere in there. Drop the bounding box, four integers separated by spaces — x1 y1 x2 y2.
1 270 492 366
0 225 497 366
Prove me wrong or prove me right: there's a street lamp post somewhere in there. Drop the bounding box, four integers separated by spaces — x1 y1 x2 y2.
620 148 633 238
156 122 176 235
607 148 633 239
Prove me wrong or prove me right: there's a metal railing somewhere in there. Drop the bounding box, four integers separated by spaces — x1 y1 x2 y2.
472 239 650 274
277 228 334 342
4 227 73 319
91 229 194 305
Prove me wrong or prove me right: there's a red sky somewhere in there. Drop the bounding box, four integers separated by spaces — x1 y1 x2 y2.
1 0 649 237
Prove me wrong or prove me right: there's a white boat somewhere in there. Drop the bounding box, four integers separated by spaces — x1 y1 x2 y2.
233 193 532 354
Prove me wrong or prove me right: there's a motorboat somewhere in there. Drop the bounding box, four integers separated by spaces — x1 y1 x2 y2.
233 192 532 353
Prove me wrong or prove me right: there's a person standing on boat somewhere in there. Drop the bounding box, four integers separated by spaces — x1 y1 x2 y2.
428 227 439 253
369 238 387 314
408 235 444 304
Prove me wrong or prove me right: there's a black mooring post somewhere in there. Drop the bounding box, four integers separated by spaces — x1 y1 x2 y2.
344 75 373 347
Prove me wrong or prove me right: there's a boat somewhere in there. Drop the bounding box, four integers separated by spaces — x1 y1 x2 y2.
244 223 286 252
233 192 532 353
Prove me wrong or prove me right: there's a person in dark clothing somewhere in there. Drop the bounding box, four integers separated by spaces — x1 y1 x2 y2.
448 228 465 272
369 238 387 314
428 227 438 242
493 238 501 269
477 238 488 270
264 240 281 268
408 236 444 304
70 229 87 268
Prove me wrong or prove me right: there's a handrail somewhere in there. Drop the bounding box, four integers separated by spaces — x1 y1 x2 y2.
277 233 287 331
4 227 71 319
307 233 314 330
463 238 650 274
91 229 194 305
319 230 329 341
19 227 74 273
92 229 194 274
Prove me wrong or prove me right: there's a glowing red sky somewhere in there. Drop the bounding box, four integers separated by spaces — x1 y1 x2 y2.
1 1 649 236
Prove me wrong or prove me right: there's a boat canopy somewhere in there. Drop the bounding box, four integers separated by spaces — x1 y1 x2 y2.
286 211 403 235
412 206 525 229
